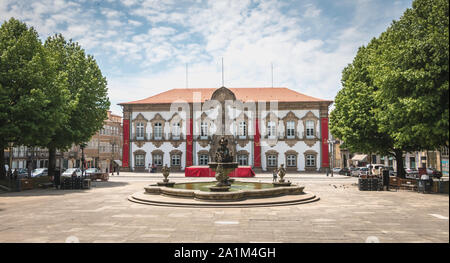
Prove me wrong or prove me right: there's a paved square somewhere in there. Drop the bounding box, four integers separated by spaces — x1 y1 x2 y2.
0 173 448 243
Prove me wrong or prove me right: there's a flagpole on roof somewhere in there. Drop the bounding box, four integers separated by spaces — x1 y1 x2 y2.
271 63 274 88
186 63 188 89
221 57 224 87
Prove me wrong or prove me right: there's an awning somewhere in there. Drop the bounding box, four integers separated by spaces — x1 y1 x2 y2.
351 154 368 162
113 160 122 166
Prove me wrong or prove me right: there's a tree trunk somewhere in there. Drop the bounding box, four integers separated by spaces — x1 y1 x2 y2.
0 146 5 179
48 147 56 178
394 149 405 178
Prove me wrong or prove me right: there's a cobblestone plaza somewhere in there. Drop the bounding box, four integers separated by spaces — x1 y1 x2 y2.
0 173 448 243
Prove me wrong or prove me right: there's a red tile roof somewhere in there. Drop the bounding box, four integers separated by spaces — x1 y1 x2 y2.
119 87 332 104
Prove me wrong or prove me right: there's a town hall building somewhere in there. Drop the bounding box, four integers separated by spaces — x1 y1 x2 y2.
119 86 333 172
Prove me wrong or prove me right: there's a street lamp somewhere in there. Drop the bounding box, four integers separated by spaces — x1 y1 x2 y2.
80 143 87 178
27 147 35 178
110 140 116 176
327 138 337 177
8 142 13 174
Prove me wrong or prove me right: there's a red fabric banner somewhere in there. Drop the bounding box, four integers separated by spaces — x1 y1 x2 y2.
185 166 255 177
254 118 261 168
122 119 130 168
321 117 329 168
186 118 193 167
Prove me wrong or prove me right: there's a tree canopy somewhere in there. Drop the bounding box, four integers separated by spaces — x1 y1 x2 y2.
44 34 110 150
0 18 110 178
0 18 70 177
330 0 449 177
44 34 110 176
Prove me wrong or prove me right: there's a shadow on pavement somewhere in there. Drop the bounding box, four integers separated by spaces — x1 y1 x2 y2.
0 181 129 197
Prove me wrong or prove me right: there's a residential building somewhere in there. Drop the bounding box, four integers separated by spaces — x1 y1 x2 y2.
5 110 123 173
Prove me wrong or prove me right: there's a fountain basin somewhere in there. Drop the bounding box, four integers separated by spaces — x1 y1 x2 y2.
273 181 292 187
157 182 175 187
144 181 304 201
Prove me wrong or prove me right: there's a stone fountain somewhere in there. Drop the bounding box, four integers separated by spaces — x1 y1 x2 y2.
207 137 238 192
273 164 292 187
157 164 175 187
129 86 318 205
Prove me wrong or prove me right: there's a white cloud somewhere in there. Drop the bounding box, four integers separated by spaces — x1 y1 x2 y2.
0 0 414 116
303 3 322 18
128 19 142 26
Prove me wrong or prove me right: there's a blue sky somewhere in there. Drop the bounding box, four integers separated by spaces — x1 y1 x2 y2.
0 0 413 115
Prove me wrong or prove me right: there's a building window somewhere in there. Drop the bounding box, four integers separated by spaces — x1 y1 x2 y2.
154 122 162 139
238 121 247 137
410 157 416 169
306 155 316 167
388 157 393 167
136 122 145 139
171 155 181 166
153 155 162 166
267 121 276 138
199 154 209 165
200 122 208 138
286 121 295 138
442 146 449 157
238 155 248 166
267 155 277 167
135 154 145 167
372 155 377 164
172 122 180 139
287 155 296 167
306 120 314 138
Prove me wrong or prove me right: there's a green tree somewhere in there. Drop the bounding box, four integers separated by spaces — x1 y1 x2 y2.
330 43 403 175
43 34 110 177
370 0 449 151
0 18 70 178
330 0 448 178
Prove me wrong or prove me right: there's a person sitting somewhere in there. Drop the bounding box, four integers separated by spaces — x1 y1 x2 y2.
151 163 157 173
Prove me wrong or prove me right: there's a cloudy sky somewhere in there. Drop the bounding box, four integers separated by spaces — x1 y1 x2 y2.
1 0 413 115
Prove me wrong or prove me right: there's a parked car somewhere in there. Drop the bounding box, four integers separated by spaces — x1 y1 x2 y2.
16 168 29 178
367 164 385 175
418 167 442 179
85 168 109 181
426 168 442 179
31 168 48 177
350 167 360 177
339 167 350 176
85 168 101 175
61 168 82 177
332 168 342 174
359 167 369 176
405 168 419 179
387 166 395 176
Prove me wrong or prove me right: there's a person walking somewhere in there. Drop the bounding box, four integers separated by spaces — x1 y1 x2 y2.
420 172 430 193
13 169 19 191
272 169 278 182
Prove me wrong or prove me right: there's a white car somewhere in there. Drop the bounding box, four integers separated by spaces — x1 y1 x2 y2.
61 168 82 177
31 168 48 177
367 164 385 175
